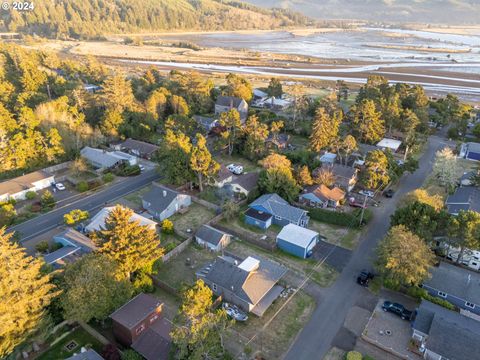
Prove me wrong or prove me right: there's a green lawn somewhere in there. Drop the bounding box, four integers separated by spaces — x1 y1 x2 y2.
38 327 103 360
227 240 338 287
308 219 361 250
197 187 222 205
154 243 218 291
289 134 310 148
123 184 152 207
169 202 216 233
225 290 315 359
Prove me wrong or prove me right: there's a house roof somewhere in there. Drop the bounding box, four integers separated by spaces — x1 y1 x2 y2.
142 183 182 215
465 142 480 154
121 138 159 155
249 193 307 224
53 228 96 250
131 318 172 360
43 245 80 265
327 164 357 179
230 172 259 192
305 184 345 202
319 152 337 162
413 300 480 360
193 115 218 130
253 89 268 98
110 293 163 330
244 208 272 222
277 224 319 248
445 187 480 214
216 165 233 182
0 170 53 196
376 138 402 151
423 262 480 305
85 206 157 232
216 96 244 108
197 255 287 306
66 349 104 360
195 225 229 246
80 147 122 168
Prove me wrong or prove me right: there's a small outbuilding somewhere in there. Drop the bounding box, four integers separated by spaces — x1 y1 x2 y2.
376 138 402 153
195 225 231 251
276 224 319 259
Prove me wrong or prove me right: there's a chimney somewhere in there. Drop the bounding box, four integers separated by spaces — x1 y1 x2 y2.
163 190 167 197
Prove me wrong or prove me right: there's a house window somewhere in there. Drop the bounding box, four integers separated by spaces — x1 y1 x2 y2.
465 302 475 309
150 314 159 323
212 283 217 292
438 291 447 298
275 216 281 220
135 324 145 335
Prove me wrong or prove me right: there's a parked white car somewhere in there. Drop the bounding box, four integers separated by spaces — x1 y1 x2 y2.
359 190 375 198
55 183 66 191
227 164 244 175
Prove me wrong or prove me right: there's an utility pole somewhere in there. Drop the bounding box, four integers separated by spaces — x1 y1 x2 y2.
359 193 368 226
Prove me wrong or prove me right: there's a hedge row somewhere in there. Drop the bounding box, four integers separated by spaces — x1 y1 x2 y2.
308 207 372 228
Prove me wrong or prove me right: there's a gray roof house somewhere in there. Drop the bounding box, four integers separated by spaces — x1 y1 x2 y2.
214 96 248 122
196 255 287 316
117 138 159 159
142 182 191 221
80 147 124 169
422 261 480 316
247 193 309 228
459 141 480 161
445 186 480 215
66 349 104 360
195 225 231 251
43 228 96 268
193 115 219 132
412 300 480 360
226 172 259 196
313 164 358 192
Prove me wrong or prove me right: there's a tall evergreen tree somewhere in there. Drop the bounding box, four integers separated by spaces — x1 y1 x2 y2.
352 99 385 144
190 134 220 191
0 228 59 357
91 206 164 277
309 107 340 152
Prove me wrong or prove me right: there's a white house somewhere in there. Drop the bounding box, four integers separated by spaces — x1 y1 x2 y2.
141 183 191 221
376 138 402 153
0 170 55 202
85 206 157 233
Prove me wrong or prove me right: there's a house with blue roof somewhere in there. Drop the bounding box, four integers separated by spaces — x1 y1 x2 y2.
43 228 96 268
245 193 309 230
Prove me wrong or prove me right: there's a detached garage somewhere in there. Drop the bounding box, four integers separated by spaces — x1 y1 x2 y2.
276 224 319 259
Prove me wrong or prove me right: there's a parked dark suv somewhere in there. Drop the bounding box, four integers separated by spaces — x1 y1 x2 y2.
356 270 374 287
382 301 412 320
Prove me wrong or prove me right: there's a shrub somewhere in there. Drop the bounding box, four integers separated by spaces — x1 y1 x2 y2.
76 181 89 192
49 242 63 252
161 219 174 234
25 191 37 200
308 208 372 228
30 202 42 212
133 271 154 293
164 242 177 253
121 350 143 360
41 190 55 209
114 164 141 176
406 286 456 311
35 240 50 254
346 351 362 360
64 209 89 225
103 173 114 183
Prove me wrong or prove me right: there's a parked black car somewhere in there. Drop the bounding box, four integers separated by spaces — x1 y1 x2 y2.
384 189 395 198
382 301 412 320
357 270 374 286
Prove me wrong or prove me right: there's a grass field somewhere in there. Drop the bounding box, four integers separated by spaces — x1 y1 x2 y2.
308 219 362 250
169 202 216 233
38 327 103 360
215 154 261 173
225 290 315 359
154 243 217 291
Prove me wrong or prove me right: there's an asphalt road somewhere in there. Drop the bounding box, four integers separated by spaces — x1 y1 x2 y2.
284 135 450 360
9 169 161 242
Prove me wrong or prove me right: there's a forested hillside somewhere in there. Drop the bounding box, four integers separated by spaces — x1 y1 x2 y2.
1 0 311 39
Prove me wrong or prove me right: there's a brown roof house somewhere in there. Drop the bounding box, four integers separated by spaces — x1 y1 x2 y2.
110 293 172 360
215 96 248 122
313 164 358 192
0 170 55 202
196 255 287 316
299 184 345 208
211 165 233 188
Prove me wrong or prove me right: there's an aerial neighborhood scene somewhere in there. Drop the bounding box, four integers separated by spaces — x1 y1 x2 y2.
2 1 480 360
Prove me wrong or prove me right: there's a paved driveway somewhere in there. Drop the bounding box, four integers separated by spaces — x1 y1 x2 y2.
312 240 352 272
284 135 452 360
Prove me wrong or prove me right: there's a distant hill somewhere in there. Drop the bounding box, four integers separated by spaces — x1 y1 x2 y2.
245 0 480 24
1 0 311 39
